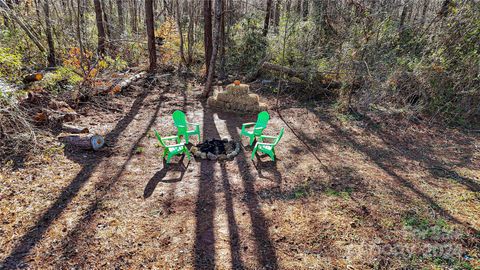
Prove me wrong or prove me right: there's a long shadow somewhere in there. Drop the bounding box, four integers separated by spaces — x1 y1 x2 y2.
219 162 245 270
59 87 168 260
312 111 479 234
252 154 282 188
361 118 480 192
223 115 279 270
193 104 218 269
144 157 190 199
1 85 155 269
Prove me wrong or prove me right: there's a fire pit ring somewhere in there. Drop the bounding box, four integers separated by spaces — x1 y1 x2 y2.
190 138 241 161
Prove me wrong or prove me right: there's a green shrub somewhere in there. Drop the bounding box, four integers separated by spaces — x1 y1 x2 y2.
0 47 22 83
227 15 267 74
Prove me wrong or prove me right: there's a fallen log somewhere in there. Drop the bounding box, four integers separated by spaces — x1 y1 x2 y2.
59 134 105 150
62 123 89 134
89 72 147 96
106 71 147 95
23 73 43 83
261 62 342 88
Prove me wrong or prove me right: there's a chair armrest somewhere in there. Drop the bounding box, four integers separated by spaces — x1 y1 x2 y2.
256 142 273 146
258 135 276 143
187 122 200 127
162 136 178 141
166 143 185 148
253 127 265 131
242 122 255 127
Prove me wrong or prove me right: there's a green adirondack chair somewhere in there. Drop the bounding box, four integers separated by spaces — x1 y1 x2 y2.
240 111 270 146
251 127 284 161
153 129 191 164
172 110 201 144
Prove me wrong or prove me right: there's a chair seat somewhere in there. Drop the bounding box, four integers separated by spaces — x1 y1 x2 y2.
169 145 184 152
259 145 272 150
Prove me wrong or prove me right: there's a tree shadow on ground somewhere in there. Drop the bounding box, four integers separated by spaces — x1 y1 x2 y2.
360 115 480 192
58 85 168 262
301 108 479 234
252 154 282 188
219 162 245 270
220 111 279 270
193 103 218 269
0 83 160 269
144 156 190 199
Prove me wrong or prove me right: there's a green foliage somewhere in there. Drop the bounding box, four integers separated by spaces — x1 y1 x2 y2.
39 67 82 94
403 213 453 240
0 47 22 83
227 15 267 73
325 187 353 199
135 147 145 154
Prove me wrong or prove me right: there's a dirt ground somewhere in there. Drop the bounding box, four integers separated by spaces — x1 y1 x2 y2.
1 74 479 269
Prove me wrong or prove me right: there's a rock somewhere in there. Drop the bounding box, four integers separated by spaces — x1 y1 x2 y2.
200 152 207 159
218 154 227 160
207 152 217 160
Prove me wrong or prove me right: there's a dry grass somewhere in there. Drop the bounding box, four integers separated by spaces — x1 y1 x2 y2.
0 78 479 269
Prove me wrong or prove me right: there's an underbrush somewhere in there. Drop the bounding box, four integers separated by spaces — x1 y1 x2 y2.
223 3 479 126
0 92 37 163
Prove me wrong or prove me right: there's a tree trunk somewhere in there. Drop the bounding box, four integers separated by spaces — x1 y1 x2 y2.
59 134 105 150
75 0 87 77
273 0 281 33
131 0 138 33
263 0 273 36
145 0 157 72
302 0 309 20
203 0 212 74
218 0 226 79
116 0 125 36
101 0 112 42
399 0 409 33
93 0 107 55
175 0 187 66
43 0 56 67
420 0 429 27
261 62 342 88
186 0 195 65
203 0 222 97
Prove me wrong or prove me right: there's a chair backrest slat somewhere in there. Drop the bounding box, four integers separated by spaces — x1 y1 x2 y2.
172 110 187 127
254 111 270 129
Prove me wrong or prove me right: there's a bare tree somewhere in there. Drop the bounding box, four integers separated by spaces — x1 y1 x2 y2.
186 0 195 65
203 0 212 74
204 0 222 97
93 0 107 55
263 0 273 36
101 0 112 41
273 0 281 33
43 0 56 66
130 0 138 33
116 0 125 36
175 0 187 66
145 0 156 72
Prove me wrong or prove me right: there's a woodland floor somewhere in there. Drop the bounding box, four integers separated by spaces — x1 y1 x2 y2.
0 74 479 269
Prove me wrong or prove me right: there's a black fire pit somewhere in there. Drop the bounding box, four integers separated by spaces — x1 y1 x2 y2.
190 138 240 161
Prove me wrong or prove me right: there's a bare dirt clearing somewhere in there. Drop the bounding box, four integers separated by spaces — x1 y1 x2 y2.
1 76 479 269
